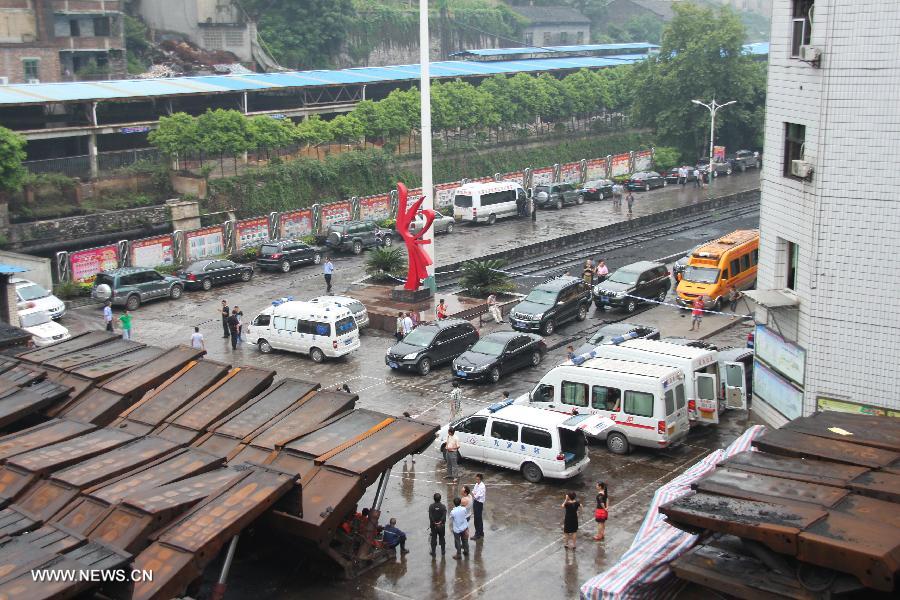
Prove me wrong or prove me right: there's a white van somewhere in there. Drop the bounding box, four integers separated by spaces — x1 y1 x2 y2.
587 339 721 425
435 400 607 482
524 357 688 455
452 180 527 225
244 300 360 363
19 308 71 346
308 295 369 329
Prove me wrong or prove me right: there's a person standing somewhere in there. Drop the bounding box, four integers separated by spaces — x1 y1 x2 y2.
689 296 705 332
436 299 448 320
234 306 243 344
626 190 634 214
119 310 133 340
220 300 230 338
323 257 334 293
727 284 742 314
582 260 594 286
227 309 240 350
486 293 502 324
693 168 702 188
593 481 609 541
402 312 414 336
103 301 114 332
445 426 460 481
395 311 405 340
566 345 576 362
450 497 469 559
472 473 486 540
561 492 581 550
595 259 609 283
448 381 462 423
460 485 473 527
428 492 447 557
190 326 205 350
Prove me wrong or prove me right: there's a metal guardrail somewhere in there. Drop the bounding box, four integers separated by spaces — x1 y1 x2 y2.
23 148 161 179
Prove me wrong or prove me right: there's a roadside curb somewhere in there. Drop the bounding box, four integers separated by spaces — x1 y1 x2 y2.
699 316 753 341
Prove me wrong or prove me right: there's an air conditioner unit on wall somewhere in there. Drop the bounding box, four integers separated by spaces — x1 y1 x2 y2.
26 78 39 84
791 160 813 179
0 77 8 85
800 45 822 64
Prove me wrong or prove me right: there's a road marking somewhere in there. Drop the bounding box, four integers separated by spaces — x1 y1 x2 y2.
373 586 417 599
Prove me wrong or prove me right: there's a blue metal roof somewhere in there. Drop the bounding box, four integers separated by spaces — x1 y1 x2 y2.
0 53 652 107
0 264 28 274
451 43 660 57
743 42 770 56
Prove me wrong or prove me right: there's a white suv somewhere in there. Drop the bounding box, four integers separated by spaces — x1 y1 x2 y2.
12 278 66 319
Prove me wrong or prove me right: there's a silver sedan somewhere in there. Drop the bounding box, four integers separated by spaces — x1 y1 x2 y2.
409 213 455 235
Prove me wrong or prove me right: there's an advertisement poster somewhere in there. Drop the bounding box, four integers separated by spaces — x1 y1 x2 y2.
279 209 313 239
817 397 900 419
714 146 726 161
498 171 524 186
755 324 806 385
434 183 460 209
610 153 631 176
634 150 653 172
70 245 119 283
531 167 554 187
185 226 225 261
753 360 803 420
235 217 269 250
360 195 391 221
320 202 352 231
560 162 581 184
130 235 173 268
585 158 608 181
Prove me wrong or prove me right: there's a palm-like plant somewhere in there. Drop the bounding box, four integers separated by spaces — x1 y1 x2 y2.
365 246 407 282
459 259 515 297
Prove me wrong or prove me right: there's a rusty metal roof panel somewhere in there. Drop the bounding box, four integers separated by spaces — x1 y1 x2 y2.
0 419 95 462
165 366 275 432
57 387 128 426
210 378 319 440
51 436 180 489
695 467 850 508
0 365 45 387
284 409 387 458
833 494 900 530
69 346 165 381
0 505 40 538
16 331 119 364
0 524 85 559
12 480 81 525
43 339 144 371
847 470 900 503
722 450 870 487
100 345 205 396
7 429 137 476
753 428 900 469
0 357 19 374
0 388 60 429
785 412 900 452
52 497 113 535
152 423 204 445
324 418 438 481
123 467 242 515
269 467 361 544
246 390 356 451
118 360 231 428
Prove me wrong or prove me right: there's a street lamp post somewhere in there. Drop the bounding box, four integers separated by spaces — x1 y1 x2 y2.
691 98 736 184
419 0 436 292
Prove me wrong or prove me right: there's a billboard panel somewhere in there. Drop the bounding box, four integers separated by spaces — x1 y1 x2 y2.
320 201 352 232
360 194 391 221
560 162 581 184
585 158 607 181
235 217 269 250
70 245 119 283
279 209 313 239
185 226 225 261
130 235 174 268
610 152 631 177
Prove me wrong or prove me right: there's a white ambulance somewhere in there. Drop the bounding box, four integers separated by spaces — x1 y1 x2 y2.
452 180 528 225
244 299 360 363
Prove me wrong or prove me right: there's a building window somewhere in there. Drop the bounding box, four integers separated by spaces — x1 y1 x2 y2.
783 123 806 177
559 31 569 45
22 59 39 81
524 32 533 46
786 241 799 290
791 0 814 57
543 32 552 45
576 31 584 45
93 17 111 37
69 19 80 37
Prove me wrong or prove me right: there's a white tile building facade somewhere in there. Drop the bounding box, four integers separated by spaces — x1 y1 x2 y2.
753 0 900 425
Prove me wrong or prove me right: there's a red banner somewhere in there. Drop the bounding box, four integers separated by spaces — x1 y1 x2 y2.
585 158 607 181
70 245 119 283
320 201 352 231
560 161 581 184
360 194 391 221
434 182 460 208
130 235 173 268
610 152 631 177
531 167 554 186
185 225 225 261
235 216 269 250
279 209 313 239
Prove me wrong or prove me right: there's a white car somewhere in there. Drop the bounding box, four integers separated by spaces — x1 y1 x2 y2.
19 309 71 346
309 295 369 328
12 278 66 319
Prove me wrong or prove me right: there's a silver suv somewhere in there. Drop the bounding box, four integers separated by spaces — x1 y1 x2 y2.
532 183 583 209
92 267 184 310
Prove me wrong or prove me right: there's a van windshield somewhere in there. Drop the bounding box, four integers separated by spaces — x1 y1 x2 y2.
684 266 720 284
403 326 438 347
524 289 557 305
454 195 473 208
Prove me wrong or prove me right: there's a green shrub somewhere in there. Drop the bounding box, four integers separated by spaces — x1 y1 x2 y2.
459 259 515 297
300 234 318 245
365 246 407 282
53 280 89 299
154 264 180 275
231 247 259 263
652 147 681 171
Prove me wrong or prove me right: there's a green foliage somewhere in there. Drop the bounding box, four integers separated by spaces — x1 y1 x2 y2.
365 246 407 281
154 264 180 275
149 113 200 158
232 247 259 264
606 14 664 44
124 14 150 74
652 147 681 171
53 281 88 300
459 259 515 297
249 116 297 152
75 60 110 79
329 114 364 145
197 109 252 157
0 126 27 193
629 3 765 157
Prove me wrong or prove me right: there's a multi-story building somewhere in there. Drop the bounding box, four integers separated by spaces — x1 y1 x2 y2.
0 0 125 84
508 5 591 48
747 0 900 424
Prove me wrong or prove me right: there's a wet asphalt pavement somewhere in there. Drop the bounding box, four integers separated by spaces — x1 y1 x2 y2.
58 172 761 600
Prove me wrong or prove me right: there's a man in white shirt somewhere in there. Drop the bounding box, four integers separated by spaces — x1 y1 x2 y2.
103 301 113 332
449 496 469 559
402 312 415 335
445 426 460 481
190 326 205 350
486 294 502 323
448 382 462 423
472 473 486 540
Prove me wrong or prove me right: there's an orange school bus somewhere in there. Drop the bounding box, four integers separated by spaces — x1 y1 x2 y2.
676 229 760 310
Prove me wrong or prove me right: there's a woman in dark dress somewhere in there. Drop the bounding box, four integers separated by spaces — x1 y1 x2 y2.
594 481 609 541
561 492 581 549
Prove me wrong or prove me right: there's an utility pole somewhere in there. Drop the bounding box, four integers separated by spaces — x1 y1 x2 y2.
692 98 736 184
420 0 436 292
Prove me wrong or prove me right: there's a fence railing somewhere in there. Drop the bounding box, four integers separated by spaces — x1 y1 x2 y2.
23 147 162 179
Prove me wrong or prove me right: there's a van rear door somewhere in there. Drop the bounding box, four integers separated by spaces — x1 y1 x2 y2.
694 372 719 424
723 362 748 409
560 413 615 438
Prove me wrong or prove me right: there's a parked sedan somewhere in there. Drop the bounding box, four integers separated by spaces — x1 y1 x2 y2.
385 318 478 375
625 171 666 191
662 167 698 184
176 259 253 291
696 159 732 177
577 179 614 201
572 322 660 356
453 331 546 383
409 212 456 235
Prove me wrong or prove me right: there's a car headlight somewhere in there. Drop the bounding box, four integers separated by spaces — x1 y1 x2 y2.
533 313 544 320
386 349 392 356
472 364 488 372
403 352 419 360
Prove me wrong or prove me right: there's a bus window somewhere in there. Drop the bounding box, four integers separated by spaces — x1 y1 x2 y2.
561 381 588 407
592 386 621 411
730 259 741 275
741 254 751 271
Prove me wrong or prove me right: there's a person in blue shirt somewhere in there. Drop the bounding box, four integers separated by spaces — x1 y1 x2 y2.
450 496 469 559
323 257 334 293
381 517 408 554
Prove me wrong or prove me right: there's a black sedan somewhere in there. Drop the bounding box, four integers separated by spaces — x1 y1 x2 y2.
572 322 660 356
625 171 666 191
577 179 615 201
452 331 546 383
176 259 253 291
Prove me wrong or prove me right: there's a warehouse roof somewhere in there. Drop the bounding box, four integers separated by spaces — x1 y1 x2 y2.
451 43 660 57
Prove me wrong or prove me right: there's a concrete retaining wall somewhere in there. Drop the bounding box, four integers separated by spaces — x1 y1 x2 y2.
436 189 761 276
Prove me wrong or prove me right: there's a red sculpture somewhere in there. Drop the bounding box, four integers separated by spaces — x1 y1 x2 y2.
395 182 435 291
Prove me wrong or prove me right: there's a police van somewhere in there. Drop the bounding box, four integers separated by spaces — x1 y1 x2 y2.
244 298 360 363
452 180 528 225
435 400 608 483
523 357 689 455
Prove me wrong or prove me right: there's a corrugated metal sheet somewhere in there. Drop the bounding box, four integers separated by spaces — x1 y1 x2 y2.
453 43 659 57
